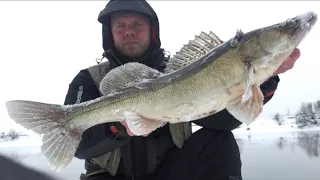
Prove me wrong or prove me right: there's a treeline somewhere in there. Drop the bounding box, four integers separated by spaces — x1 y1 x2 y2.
0 129 21 140
273 100 320 128
295 100 320 128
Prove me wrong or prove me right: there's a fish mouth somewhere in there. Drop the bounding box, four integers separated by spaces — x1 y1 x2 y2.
287 11 317 44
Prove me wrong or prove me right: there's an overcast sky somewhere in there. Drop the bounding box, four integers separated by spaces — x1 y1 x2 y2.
0 1 319 131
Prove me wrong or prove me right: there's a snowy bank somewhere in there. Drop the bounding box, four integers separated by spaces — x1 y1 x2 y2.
0 134 42 148
1 116 320 148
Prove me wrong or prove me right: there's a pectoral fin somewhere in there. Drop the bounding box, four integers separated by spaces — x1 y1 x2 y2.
241 60 254 103
124 111 166 136
99 62 162 96
226 85 264 124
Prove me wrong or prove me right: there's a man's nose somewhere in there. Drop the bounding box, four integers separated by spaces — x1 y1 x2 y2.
124 25 136 36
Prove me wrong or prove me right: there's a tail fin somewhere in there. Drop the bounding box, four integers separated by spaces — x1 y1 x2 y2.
5 100 81 171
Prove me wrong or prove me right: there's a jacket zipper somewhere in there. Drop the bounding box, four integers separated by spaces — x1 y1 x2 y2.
131 139 135 180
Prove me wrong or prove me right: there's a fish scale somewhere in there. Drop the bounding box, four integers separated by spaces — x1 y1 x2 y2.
4 11 317 171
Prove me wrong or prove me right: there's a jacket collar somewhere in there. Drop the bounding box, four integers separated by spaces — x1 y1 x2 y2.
103 48 167 73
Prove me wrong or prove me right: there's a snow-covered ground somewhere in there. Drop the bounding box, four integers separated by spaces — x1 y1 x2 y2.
235 117 320 133
0 134 42 148
193 115 320 134
2 116 318 148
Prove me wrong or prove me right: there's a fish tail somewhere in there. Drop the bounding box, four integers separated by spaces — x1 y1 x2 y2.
5 100 81 171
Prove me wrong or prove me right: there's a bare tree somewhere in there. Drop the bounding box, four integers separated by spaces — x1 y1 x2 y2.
7 129 19 140
0 132 5 139
302 103 315 117
295 102 318 128
297 132 320 158
314 100 320 115
286 109 291 117
273 112 283 125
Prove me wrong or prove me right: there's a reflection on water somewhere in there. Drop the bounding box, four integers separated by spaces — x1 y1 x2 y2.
236 130 320 159
297 131 320 158
276 136 287 149
235 130 320 180
272 131 320 158
1 130 320 180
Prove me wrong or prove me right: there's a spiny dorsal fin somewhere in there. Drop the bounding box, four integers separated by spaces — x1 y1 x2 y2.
164 31 223 73
99 62 162 96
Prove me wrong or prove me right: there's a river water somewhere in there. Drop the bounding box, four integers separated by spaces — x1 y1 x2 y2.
1 130 320 180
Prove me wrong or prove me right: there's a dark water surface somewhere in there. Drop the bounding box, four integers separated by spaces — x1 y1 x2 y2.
1 130 320 180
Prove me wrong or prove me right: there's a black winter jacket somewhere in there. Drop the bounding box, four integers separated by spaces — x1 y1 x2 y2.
63 0 280 179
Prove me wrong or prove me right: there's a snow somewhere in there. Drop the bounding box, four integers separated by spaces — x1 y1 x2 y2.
239 117 319 133
0 134 42 148
2 116 320 149
192 116 320 135
0 119 38 136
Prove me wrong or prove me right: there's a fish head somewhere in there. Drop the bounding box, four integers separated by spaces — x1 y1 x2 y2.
237 11 317 81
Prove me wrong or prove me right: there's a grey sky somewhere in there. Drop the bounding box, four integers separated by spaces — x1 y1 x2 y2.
0 1 319 131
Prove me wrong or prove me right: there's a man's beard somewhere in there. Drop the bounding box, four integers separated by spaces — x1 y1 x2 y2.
114 46 151 63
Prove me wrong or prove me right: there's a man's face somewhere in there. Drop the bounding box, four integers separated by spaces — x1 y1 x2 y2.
111 13 151 59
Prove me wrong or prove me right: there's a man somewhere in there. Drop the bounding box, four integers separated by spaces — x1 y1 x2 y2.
63 0 301 180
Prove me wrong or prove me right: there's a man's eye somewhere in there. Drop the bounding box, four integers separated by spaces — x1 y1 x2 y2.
116 24 125 28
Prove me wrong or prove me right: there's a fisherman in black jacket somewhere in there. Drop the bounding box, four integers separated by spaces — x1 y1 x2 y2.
63 0 301 180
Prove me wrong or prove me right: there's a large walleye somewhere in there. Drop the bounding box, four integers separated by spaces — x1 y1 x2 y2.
5 11 317 171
